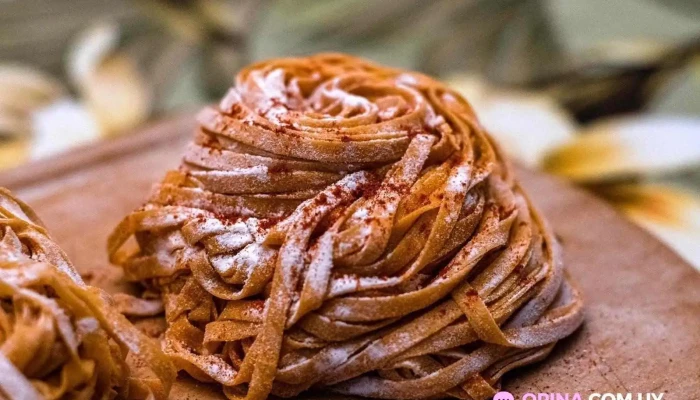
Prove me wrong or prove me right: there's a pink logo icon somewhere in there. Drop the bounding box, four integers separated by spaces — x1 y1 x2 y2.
494 392 515 400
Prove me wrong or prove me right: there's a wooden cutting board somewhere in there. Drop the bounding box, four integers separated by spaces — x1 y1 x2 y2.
1 115 698 399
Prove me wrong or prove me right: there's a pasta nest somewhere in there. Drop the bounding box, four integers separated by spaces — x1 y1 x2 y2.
109 54 584 400
0 189 174 400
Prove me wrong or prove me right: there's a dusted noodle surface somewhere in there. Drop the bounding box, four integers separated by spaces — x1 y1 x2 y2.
0 189 175 399
109 54 584 400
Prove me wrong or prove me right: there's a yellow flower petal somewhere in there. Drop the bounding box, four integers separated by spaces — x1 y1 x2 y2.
82 54 151 136
0 65 64 115
448 75 577 167
544 116 700 182
0 112 31 138
30 99 100 160
0 64 64 138
68 23 152 136
599 184 700 269
0 138 30 171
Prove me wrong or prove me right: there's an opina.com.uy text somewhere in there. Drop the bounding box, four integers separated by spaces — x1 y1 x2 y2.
493 392 665 400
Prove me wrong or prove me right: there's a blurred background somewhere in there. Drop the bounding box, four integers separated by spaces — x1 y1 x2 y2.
1 0 699 267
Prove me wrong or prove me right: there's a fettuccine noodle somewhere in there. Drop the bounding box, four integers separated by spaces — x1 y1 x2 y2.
0 188 175 400
109 53 584 400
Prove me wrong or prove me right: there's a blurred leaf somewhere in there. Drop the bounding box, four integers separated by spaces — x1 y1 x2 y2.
543 116 700 182
649 55 700 116
250 0 563 83
654 0 700 17
153 48 209 111
547 0 700 58
598 184 700 269
662 169 700 194
579 40 671 67
527 38 700 122
0 0 142 75
197 0 252 35
142 0 260 97
138 1 208 43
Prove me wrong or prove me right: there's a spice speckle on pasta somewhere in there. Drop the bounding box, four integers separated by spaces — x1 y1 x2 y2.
108 53 584 400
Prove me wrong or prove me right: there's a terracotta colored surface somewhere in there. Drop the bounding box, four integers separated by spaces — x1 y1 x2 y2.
1 115 698 399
